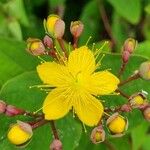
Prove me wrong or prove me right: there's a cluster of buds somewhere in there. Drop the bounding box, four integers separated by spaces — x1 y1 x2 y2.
91 113 128 144
26 14 84 58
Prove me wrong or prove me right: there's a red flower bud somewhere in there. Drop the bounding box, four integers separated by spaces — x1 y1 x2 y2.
5 105 24 116
70 21 84 38
50 139 62 150
122 50 130 63
43 35 53 49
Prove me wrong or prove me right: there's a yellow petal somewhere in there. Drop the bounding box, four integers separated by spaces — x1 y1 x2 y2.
88 71 119 95
37 62 72 87
73 91 104 126
43 88 72 120
68 46 95 76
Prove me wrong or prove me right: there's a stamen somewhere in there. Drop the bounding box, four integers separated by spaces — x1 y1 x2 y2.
29 84 53 89
37 56 46 63
92 43 95 51
104 112 111 117
105 92 120 96
82 123 87 133
86 36 92 46
95 54 105 68
94 41 108 56
68 42 71 53
72 108 75 118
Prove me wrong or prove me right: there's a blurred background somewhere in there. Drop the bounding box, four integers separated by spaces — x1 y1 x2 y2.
0 0 150 52
0 0 150 150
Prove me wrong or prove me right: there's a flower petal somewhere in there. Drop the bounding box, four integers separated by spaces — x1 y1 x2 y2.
73 91 104 126
43 88 72 120
68 46 95 76
37 62 72 87
88 71 120 95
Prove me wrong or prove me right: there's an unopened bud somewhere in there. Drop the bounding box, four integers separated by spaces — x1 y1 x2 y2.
5 105 24 116
50 139 62 150
26 38 46 56
129 92 147 108
122 50 130 63
143 106 150 121
139 61 150 80
123 38 137 53
106 113 128 137
7 121 33 146
43 35 53 49
44 14 65 39
0 100 6 113
120 104 132 112
70 21 84 38
90 125 105 144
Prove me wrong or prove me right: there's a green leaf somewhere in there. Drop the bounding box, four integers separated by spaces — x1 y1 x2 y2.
131 122 149 150
5 0 29 26
135 40 150 59
107 0 141 24
0 37 39 87
79 0 101 45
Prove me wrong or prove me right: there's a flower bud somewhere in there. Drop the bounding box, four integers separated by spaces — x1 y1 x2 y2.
120 104 132 112
50 139 62 150
7 121 33 146
26 38 46 56
70 21 84 38
106 113 128 137
44 14 65 39
5 105 24 116
0 100 6 113
122 50 130 63
142 106 150 121
43 35 53 49
139 61 150 80
123 38 137 54
129 92 147 108
90 125 105 144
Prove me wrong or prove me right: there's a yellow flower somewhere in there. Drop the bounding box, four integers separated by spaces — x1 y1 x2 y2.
37 46 119 126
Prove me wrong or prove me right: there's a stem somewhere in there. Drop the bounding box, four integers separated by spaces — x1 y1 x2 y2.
104 140 116 150
31 119 48 129
118 63 126 78
119 72 140 87
116 89 130 99
98 0 116 48
73 37 78 49
57 38 68 58
50 121 59 140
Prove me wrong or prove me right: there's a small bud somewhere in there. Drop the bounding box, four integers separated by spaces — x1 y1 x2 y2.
142 106 150 121
123 38 137 54
43 35 53 49
50 139 62 150
44 14 65 39
5 105 24 116
122 50 130 63
120 104 132 112
70 21 84 38
7 121 33 146
26 38 46 56
106 113 128 137
129 92 146 108
0 100 6 113
90 125 105 144
139 61 150 80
